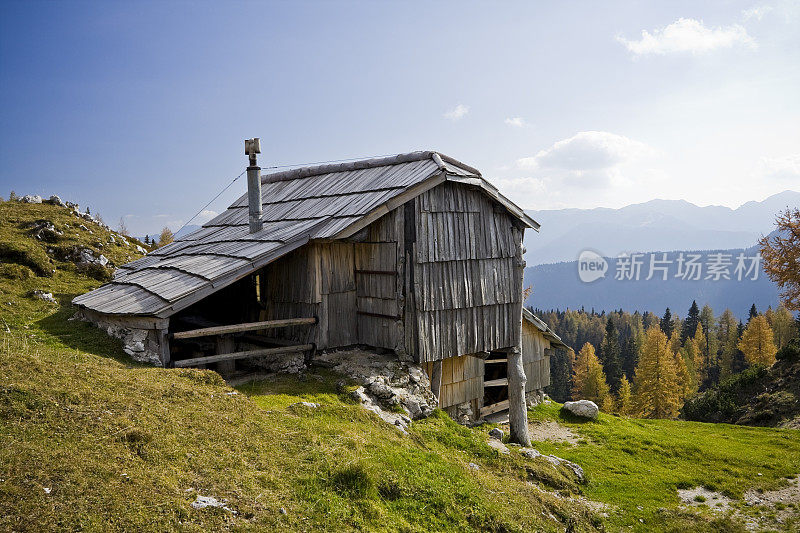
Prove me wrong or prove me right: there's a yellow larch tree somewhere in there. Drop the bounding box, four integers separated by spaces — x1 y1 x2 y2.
692 323 707 382
616 375 634 416
634 326 682 419
738 315 778 366
571 342 611 409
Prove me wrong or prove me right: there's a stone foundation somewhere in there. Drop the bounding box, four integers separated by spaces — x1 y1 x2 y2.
526 389 547 408
74 309 166 366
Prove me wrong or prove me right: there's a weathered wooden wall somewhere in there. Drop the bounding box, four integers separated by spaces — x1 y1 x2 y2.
354 208 404 352
522 320 551 391
423 354 484 409
260 247 321 345
413 182 523 362
259 209 405 351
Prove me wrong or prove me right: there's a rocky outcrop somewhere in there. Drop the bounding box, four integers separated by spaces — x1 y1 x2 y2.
31 290 57 304
519 448 586 483
20 195 42 204
28 220 63 242
562 400 599 420
314 349 437 432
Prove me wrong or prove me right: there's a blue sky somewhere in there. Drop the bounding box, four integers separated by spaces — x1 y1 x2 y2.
1 0 798 237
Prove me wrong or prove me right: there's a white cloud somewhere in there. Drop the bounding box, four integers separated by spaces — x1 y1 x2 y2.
743 4 773 20
443 104 469 121
504 117 528 128
616 18 756 57
514 131 659 190
756 153 800 181
196 209 218 223
518 131 654 172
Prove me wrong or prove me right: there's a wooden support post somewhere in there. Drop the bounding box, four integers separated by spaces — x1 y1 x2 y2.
215 335 236 376
430 360 442 407
507 346 531 446
156 328 171 368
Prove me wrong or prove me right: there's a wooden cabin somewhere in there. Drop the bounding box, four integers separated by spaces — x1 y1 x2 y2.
73 150 565 420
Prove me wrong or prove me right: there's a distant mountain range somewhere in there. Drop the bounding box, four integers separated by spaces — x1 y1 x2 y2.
523 190 799 266
523 240 781 319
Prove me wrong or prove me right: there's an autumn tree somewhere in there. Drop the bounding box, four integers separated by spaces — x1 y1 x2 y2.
760 207 800 311
692 323 708 383
769 305 797 349
634 326 681 419
716 309 739 380
616 375 634 416
738 315 778 366
158 227 174 248
572 342 611 409
699 304 718 378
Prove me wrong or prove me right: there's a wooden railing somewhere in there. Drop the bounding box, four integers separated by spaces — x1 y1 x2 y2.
171 317 316 340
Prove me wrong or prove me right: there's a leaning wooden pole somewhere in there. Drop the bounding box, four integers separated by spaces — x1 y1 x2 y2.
507 229 531 446
507 346 530 445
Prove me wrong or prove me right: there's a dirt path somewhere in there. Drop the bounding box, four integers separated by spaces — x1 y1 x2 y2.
678 475 800 531
527 420 581 444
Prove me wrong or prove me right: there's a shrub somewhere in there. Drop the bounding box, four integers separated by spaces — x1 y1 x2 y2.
0 242 51 277
76 263 112 282
681 365 768 423
330 464 374 499
776 339 800 362
0 263 34 280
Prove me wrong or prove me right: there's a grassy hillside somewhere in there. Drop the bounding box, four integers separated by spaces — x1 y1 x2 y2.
2 199 799 532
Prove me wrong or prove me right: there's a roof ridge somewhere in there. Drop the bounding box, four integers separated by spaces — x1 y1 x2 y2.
261 151 481 184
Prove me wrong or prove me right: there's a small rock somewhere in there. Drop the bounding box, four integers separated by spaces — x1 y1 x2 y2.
32 291 57 304
487 439 510 455
562 400 599 420
489 428 504 440
43 487 51 494
191 495 235 513
279 507 288 515
520 448 542 459
290 401 320 409
78 224 89 231
467 462 480 471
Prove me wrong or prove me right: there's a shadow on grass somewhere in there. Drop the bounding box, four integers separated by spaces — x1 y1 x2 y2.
557 408 602 425
35 293 145 367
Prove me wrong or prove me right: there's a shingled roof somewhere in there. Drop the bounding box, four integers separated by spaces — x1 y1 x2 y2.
73 151 539 318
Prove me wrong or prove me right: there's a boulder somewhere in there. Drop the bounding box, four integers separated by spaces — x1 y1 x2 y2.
489 427 504 440
46 195 65 207
20 195 42 204
563 400 599 420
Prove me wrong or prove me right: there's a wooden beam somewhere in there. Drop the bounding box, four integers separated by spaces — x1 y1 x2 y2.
484 359 508 364
480 399 509 417
172 317 317 340
483 378 508 387
173 344 314 368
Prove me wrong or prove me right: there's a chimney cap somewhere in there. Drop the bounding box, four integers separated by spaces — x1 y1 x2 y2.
244 138 261 155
